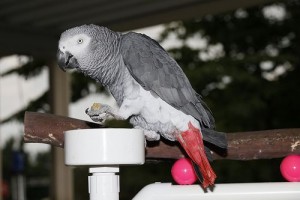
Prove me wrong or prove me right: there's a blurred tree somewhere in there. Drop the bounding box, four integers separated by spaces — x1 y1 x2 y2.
160 0 300 133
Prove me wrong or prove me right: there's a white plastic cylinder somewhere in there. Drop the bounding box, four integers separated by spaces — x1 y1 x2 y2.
89 167 119 200
64 128 145 166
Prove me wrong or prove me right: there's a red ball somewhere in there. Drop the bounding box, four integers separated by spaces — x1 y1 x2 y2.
171 158 197 185
280 154 300 182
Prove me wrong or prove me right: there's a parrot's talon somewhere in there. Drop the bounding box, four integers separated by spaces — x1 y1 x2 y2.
85 103 112 123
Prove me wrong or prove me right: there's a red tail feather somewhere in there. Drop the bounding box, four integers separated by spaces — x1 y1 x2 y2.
177 122 216 188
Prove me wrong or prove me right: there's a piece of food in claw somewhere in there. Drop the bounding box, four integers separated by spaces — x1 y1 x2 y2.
91 103 102 111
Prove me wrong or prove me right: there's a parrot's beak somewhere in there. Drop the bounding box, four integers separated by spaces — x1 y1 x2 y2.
57 50 79 71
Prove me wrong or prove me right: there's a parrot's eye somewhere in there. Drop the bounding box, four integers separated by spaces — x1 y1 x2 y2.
78 39 83 44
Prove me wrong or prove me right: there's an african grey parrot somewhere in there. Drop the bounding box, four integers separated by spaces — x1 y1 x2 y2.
57 24 227 188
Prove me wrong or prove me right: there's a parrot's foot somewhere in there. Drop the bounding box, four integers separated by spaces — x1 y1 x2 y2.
85 103 111 123
144 130 160 147
134 127 160 147
177 122 216 189
145 130 160 141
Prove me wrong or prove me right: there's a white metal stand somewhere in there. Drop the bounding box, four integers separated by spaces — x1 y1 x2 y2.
64 128 145 200
132 182 300 200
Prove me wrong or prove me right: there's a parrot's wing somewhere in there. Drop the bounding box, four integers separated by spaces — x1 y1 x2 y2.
120 32 215 129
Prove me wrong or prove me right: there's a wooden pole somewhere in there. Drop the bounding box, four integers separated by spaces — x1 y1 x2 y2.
24 112 300 160
48 62 73 200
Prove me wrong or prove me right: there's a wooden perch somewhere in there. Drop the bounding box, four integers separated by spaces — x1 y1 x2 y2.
24 111 103 147
24 111 300 160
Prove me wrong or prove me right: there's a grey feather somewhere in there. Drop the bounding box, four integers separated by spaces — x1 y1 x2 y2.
120 32 214 129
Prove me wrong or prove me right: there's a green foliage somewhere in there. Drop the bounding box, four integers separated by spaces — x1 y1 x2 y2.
1 58 46 79
160 0 300 132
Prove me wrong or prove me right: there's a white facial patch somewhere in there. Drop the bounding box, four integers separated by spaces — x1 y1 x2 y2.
59 33 91 57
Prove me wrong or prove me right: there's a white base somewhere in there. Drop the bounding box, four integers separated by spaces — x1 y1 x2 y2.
132 182 300 200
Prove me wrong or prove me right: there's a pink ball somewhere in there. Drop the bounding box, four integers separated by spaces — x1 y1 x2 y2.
280 154 300 182
171 158 197 185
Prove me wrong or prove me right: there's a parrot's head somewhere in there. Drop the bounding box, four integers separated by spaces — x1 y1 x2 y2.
57 24 119 74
